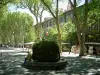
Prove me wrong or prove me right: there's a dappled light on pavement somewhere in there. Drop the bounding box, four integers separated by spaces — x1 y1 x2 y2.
0 48 100 75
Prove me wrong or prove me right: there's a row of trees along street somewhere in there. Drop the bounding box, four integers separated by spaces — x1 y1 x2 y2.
0 5 35 46
0 0 100 56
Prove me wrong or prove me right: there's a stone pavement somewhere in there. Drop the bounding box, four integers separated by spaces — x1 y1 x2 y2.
0 47 100 75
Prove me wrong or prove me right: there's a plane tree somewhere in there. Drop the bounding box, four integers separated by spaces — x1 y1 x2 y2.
41 0 62 53
0 12 34 46
17 0 45 41
69 0 88 56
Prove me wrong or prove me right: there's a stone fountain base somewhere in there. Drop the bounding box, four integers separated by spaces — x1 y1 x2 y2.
22 58 68 70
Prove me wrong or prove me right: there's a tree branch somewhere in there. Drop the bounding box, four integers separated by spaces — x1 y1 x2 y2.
56 0 58 20
41 0 56 19
84 0 88 26
0 0 11 8
83 0 88 32
69 0 74 8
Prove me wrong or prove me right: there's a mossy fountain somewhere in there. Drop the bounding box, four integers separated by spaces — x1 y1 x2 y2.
24 41 67 70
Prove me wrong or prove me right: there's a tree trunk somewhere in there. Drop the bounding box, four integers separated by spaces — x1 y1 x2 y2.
35 16 40 41
79 32 85 56
41 0 62 53
79 0 88 56
69 0 88 56
55 19 62 53
56 0 62 53
39 10 44 39
73 0 85 56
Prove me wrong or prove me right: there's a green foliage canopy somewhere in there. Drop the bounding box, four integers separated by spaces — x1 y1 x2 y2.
0 11 34 45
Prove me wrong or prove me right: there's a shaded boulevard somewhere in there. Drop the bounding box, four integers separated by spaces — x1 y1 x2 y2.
0 47 100 75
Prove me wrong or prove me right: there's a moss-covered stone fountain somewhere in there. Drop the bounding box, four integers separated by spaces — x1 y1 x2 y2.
24 41 67 70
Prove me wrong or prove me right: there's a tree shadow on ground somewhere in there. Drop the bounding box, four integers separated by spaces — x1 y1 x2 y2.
57 56 100 75
0 51 100 75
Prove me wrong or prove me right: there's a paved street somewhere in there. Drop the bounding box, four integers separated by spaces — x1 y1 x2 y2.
0 47 100 75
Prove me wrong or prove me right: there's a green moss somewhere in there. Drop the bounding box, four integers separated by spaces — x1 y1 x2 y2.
32 41 60 62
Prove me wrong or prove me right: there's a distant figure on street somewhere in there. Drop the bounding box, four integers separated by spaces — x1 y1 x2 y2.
71 44 80 54
23 51 32 65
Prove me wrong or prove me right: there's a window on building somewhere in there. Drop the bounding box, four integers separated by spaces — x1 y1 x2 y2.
50 20 52 27
66 14 68 22
42 24 44 28
44 23 46 29
60 17 62 23
47 22 49 28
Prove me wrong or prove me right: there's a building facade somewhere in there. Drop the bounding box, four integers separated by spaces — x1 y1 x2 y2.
34 3 100 43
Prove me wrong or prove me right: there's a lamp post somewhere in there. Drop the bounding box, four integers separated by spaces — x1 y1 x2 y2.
13 32 14 47
23 25 24 51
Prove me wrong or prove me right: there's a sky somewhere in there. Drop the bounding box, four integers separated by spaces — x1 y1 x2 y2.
8 0 85 25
